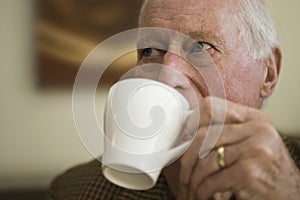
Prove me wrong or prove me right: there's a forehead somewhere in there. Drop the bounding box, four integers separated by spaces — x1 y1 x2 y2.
140 0 238 40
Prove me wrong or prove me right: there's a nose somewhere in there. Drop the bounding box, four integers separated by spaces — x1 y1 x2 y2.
158 51 190 89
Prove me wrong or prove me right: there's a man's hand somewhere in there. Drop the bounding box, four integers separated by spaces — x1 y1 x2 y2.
163 97 300 200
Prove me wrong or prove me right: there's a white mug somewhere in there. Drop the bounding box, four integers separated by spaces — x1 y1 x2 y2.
102 78 193 190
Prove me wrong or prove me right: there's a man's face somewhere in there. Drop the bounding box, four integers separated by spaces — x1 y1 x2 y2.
138 0 265 108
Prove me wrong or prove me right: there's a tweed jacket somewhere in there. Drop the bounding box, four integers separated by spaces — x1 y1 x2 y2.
47 136 300 200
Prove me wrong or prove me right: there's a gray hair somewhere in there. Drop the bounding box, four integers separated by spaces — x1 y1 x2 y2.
139 0 279 60
234 0 279 60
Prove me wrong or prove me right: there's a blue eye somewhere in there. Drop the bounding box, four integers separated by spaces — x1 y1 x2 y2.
192 42 204 52
142 48 153 57
141 48 164 57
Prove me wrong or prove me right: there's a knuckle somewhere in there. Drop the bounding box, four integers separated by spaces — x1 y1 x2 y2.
251 145 273 159
253 121 277 137
195 128 206 141
240 161 261 183
247 123 280 160
262 123 277 136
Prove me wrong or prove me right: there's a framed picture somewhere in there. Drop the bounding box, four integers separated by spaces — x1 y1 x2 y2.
36 0 142 88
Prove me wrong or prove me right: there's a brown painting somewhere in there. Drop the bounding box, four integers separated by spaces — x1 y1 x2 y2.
36 0 142 88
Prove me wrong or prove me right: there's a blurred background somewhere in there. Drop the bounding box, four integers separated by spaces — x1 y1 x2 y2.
0 0 299 199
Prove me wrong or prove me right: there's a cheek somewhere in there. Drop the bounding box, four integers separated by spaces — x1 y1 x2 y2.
219 59 264 107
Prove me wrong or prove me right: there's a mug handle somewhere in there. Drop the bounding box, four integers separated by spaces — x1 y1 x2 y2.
164 141 190 164
163 109 198 164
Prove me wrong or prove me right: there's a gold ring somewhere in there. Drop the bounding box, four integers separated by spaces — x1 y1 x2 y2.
216 146 226 169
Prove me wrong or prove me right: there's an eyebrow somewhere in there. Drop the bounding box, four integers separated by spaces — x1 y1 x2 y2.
188 31 225 51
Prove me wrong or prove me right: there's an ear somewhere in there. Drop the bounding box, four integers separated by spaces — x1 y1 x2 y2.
260 47 282 98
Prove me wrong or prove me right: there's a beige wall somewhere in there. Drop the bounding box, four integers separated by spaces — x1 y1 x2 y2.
263 0 300 134
0 0 299 190
0 0 93 190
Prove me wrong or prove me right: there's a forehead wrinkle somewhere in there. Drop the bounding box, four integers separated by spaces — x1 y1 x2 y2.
167 15 226 51
141 7 176 26
140 0 238 51
140 0 217 26
141 0 233 19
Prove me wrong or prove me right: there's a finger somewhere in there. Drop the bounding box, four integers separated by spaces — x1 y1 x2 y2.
181 122 252 187
189 121 261 199
188 142 242 199
200 122 254 153
196 159 260 200
178 108 201 144
197 97 260 157
198 122 254 158
179 127 208 185
213 121 280 160
195 123 277 191
198 97 266 127
163 161 190 200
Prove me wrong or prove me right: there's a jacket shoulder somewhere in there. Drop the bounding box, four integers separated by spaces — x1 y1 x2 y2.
47 159 104 199
283 135 300 170
46 159 170 200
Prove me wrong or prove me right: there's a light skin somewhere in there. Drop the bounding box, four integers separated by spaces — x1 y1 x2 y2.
138 0 300 199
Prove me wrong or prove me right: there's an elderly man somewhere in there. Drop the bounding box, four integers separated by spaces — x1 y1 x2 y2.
48 0 300 199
